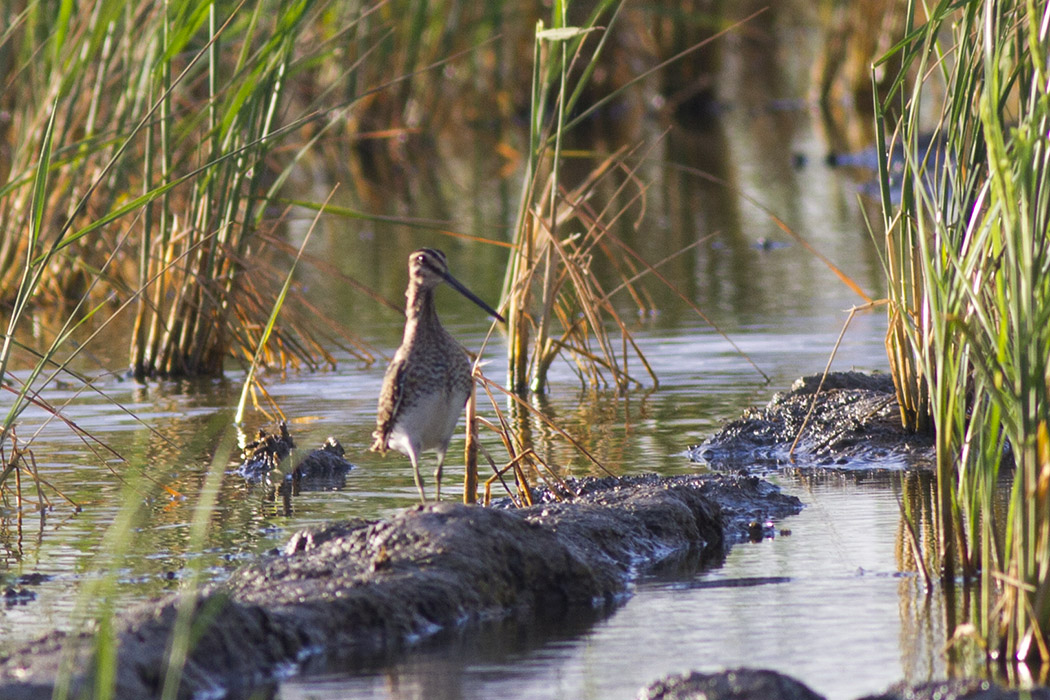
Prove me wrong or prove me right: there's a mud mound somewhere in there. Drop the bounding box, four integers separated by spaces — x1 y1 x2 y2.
690 371 935 471
640 669 1050 700
0 473 801 700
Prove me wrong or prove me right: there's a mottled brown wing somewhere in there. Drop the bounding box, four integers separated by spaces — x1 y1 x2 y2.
371 355 406 453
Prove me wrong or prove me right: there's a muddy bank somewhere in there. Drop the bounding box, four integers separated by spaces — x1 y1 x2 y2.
0 473 801 700
690 371 935 471
641 668 1050 700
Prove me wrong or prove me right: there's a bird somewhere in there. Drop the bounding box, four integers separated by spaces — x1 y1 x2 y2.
371 248 504 502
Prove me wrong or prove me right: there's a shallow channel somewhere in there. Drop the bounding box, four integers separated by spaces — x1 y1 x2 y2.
2 305 947 700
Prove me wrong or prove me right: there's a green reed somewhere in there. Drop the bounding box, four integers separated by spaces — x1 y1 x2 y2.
502 0 665 396
878 0 1050 664
2 1 297 378
2 0 477 383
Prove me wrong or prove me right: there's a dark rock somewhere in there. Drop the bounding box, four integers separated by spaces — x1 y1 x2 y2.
859 679 1050 700
690 371 934 471
640 668 826 700
1 573 50 609
0 473 801 700
16 573 50 586
292 437 353 483
3 587 36 606
641 672 1050 700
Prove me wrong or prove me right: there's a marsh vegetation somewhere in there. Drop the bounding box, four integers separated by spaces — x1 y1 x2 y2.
1 0 1048 696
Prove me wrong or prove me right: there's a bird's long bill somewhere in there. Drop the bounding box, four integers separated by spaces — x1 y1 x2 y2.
442 272 505 323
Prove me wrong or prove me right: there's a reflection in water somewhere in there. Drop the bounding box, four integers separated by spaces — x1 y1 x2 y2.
291 606 614 700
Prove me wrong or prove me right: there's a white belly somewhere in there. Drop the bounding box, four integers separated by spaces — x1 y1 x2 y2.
387 385 470 458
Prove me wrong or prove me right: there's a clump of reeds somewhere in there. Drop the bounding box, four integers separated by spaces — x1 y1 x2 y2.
878 0 1050 665
129 2 317 378
458 2 781 503
499 2 777 398
501 3 674 397
504 8 626 395
0 0 390 519
0 1 397 384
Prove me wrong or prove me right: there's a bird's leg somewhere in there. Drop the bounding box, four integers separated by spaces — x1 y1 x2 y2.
408 448 427 503
433 449 445 501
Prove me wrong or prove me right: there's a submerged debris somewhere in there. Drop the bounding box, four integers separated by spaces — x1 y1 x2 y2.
238 422 355 488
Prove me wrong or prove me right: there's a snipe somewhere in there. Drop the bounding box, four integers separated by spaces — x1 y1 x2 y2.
370 248 504 502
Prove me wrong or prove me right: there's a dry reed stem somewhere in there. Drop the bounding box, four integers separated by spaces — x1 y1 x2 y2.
788 299 887 459
463 377 479 504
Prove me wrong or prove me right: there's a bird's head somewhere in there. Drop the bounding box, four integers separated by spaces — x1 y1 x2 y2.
408 248 450 291
405 248 504 322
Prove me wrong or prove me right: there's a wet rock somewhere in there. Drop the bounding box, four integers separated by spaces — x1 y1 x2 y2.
690 371 934 471
16 573 51 586
640 668 826 700
0 573 50 609
859 679 1050 700
239 422 295 479
0 473 801 700
294 437 352 480
3 587 36 606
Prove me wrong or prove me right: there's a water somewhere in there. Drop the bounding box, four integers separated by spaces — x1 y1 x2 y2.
0 10 951 699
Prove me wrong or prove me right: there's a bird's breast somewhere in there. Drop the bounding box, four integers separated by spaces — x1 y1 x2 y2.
387 381 471 455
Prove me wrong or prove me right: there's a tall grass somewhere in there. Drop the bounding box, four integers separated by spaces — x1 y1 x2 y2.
502 0 644 396
128 1 316 378
878 0 1050 664
0 0 437 383
500 1 767 397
